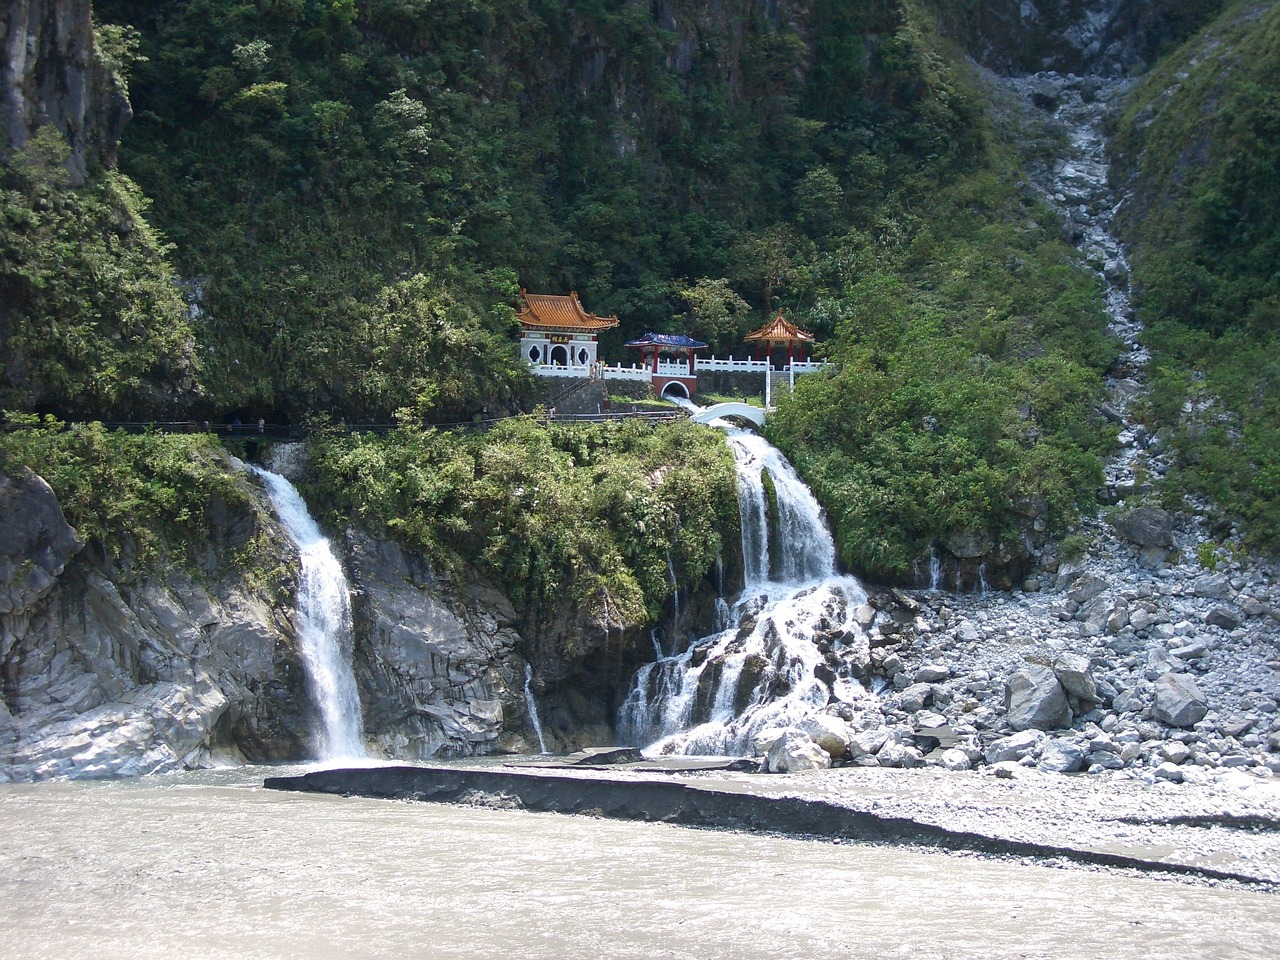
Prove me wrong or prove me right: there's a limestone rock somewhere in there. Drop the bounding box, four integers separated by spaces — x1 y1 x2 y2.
0 0 132 183
765 729 831 773
938 748 972 771
946 532 993 559
0 469 82 615
1151 672 1208 728
1005 664 1072 731
985 729 1045 764
798 714 850 759
1112 507 1173 547
345 530 522 757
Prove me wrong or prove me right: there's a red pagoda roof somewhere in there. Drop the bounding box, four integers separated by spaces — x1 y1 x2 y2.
516 291 619 332
744 312 815 345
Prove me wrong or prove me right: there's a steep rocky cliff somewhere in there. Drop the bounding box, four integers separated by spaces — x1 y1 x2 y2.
0 457 580 780
928 0 1229 76
1 0 131 182
0 465 312 779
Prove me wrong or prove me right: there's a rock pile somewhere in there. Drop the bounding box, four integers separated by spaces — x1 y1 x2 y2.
753 508 1280 783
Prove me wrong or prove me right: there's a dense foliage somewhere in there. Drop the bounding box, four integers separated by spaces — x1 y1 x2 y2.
0 415 258 565
0 129 197 419
1113 0 1280 549
304 418 739 639
767 165 1115 578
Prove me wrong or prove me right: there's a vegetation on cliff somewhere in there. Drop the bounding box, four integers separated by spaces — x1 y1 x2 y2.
304 417 738 640
1112 0 1280 549
26 0 1270 585
0 415 259 566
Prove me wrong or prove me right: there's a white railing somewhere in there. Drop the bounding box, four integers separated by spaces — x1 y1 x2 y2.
694 356 770 371
532 364 590 378
599 364 651 382
530 359 830 383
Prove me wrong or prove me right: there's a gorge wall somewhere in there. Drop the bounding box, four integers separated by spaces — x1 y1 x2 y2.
1 0 131 182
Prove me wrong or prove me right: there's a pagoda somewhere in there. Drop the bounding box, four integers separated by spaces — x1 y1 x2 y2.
624 332 708 398
744 312 815 366
517 290 618 368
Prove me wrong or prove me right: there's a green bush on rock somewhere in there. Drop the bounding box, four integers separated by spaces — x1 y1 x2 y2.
304 418 738 640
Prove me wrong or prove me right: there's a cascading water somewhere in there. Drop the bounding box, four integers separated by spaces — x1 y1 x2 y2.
253 467 366 761
523 663 549 754
619 426 871 756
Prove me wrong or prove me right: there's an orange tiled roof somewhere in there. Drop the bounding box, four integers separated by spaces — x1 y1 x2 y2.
516 290 619 332
744 312 815 344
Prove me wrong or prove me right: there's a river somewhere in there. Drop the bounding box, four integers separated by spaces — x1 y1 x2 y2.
1 766 1274 960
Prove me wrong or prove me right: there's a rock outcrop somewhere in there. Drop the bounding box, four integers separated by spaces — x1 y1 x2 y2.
1 0 132 183
1 466 310 781
344 529 528 757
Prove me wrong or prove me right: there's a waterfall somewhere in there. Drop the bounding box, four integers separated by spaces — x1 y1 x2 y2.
523 663 549 755
253 467 366 761
928 547 942 592
618 424 870 756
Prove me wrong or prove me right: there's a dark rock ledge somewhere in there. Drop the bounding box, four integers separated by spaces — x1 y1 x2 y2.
264 763 1277 890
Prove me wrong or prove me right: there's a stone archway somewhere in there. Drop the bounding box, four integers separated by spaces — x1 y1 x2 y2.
661 380 690 400
549 344 569 366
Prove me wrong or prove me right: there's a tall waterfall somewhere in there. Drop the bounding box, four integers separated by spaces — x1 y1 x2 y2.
253 467 366 761
618 427 871 755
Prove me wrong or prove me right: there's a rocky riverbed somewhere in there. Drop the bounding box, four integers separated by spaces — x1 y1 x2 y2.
268 755 1280 890
729 499 1280 791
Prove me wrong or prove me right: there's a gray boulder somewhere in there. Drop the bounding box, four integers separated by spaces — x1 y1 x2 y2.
1112 507 1173 547
1038 738 1088 773
985 729 1045 764
1005 664 1072 731
799 714 851 759
1053 653 1098 703
766 729 831 773
897 682 934 713
1151 672 1209 728
876 740 924 768
914 664 951 683
1067 573 1109 604
1192 574 1232 599
1204 607 1242 630
848 726 889 758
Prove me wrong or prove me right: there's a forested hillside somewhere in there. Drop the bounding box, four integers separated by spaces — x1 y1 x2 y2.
3 0 1276 588
1112 0 1280 549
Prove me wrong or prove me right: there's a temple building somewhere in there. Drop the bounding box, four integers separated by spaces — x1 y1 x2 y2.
516 290 618 368
624 332 708 398
744 312 815 366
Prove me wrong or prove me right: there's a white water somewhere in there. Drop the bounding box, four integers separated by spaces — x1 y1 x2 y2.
523 663 549 754
620 423 870 755
253 467 366 761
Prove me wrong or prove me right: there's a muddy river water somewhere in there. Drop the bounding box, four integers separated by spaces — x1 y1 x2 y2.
1 766 1276 959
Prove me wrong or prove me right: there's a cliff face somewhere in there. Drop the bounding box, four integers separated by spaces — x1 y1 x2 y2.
1 0 131 182
928 0 1229 76
0 461 562 780
0 466 311 780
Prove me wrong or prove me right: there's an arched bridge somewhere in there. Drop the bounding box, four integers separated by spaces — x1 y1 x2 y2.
688 402 766 427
